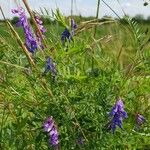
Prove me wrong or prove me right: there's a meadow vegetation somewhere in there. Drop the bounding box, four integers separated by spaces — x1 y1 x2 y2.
0 1 150 150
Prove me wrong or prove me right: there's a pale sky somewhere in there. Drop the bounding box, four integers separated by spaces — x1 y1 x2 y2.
0 0 150 19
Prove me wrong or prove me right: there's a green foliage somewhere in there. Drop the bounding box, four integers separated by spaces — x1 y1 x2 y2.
125 16 144 46
0 8 150 150
52 9 68 28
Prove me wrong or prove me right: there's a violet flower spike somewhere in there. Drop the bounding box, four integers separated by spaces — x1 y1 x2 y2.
61 28 72 44
12 7 37 53
108 99 127 133
61 19 77 45
110 99 127 118
43 116 59 146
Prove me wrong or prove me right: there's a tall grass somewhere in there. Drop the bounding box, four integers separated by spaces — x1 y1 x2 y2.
0 0 150 149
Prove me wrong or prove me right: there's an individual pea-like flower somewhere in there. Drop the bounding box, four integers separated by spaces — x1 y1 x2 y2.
43 116 59 146
44 57 56 80
136 113 146 126
34 13 46 49
108 99 127 133
12 7 37 53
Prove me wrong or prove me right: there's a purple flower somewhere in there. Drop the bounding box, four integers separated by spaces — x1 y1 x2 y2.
61 28 72 44
136 113 145 126
61 19 77 44
44 57 56 79
12 7 37 53
108 99 127 133
70 18 77 36
45 57 51 71
110 100 127 117
34 13 46 49
49 127 59 146
43 117 54 132
43 116 59 146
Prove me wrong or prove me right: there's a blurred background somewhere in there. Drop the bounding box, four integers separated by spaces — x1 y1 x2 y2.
0 0 150 20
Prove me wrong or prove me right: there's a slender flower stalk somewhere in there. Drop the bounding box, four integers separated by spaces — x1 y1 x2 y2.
108 99 127 133
43 116 59 148
12 7 37 53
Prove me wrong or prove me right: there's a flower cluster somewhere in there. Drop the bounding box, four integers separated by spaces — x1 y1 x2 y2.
34 13 46 49
61 28 72 44
44 57 56 80
12 7 37 53
61 18 77 44
108 99 127 133
43 116 59 146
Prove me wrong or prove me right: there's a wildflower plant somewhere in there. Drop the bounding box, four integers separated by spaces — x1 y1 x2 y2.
12 7 37 53
61 28 72 44
108 99 127 133
43 117 59 147
61 18 77 44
